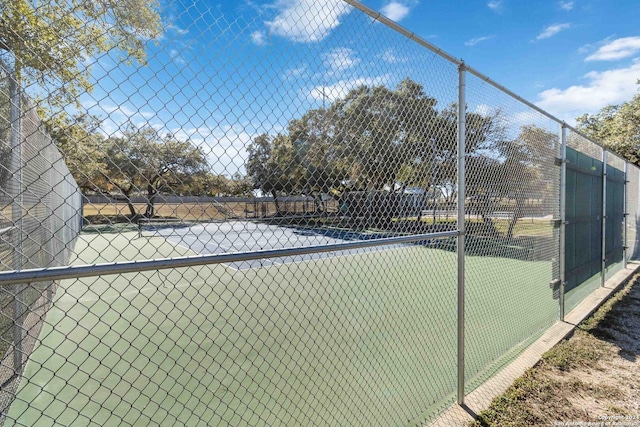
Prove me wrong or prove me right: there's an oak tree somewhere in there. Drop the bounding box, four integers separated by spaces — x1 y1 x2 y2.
0 0 161 106
577 85 640 166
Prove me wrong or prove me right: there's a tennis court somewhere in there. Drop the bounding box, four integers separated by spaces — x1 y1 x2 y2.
7 221 557 426
143 220 407 270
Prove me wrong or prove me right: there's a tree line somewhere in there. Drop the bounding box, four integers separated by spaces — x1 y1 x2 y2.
246 78 558 235
3 0 637 228
577 83 640 166
42 114 252 218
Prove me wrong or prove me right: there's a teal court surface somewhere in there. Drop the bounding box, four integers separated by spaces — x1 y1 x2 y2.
7 221 558 426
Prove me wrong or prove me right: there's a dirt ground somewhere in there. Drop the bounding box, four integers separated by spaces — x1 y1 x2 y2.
472 275 640 426
82 202 250 222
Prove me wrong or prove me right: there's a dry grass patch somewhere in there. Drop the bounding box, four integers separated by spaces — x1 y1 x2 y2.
82 202 248 222
472 274 640 426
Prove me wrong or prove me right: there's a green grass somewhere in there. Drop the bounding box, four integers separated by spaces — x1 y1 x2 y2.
8 232 558 426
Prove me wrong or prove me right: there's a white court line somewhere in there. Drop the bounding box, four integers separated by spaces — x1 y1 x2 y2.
164 236 238 270
155 224 432 273
168 235 232 253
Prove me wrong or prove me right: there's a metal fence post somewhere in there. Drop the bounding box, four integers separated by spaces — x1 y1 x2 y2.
624 162 629 268
46 149 54 304
559 124 567 321
9 68 24 373
456 62 467 406
601 150 607 287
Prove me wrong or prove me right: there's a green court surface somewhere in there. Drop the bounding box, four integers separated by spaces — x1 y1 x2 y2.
7 232 558 426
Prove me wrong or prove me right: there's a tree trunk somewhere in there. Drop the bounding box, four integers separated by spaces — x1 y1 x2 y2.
126 198 136 218
145 185 156 218
272 190 281 216
416 192 425 224
313 194 324 213
506 195 525 240
118 188 136 218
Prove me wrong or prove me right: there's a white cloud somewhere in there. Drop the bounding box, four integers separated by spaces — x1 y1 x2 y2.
473 105 542 134
85 103 154 121
465 36 494 47
578 43 596 55
157 23 189 41
282 66 307 80
487 1 503 11
172 124 255 175
536 23 571 40
380 48 408 63
559 1 574 11
474 104 495 116
265 0 352 43
323 48 360 72
251 31 267 46
309 76 390 103
381 1 410 22
536 62 640 123
166 24 189 36
585 36 640 61
80 100 254 176
169 49 186 65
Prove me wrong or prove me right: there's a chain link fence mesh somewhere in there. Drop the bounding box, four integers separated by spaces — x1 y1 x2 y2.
462 72 561 396
0 60 82 421
0 0 639 426
2 1 466 425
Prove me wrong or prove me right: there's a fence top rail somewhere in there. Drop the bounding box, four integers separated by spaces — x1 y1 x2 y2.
342 0 620 158
0 230 458 286
342 0 462 66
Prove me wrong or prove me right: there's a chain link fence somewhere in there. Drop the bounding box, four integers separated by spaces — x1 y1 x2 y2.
0 60 82 421
0 1 639 425
462 70 561 398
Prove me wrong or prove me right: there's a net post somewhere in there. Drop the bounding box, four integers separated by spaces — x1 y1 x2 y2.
601 150 607 287
456 62 467 406
559 124 567 321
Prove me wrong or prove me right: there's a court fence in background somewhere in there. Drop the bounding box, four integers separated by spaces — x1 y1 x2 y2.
0 1 638 425
0 59 82 420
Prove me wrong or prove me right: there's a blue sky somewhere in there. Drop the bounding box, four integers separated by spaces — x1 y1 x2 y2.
78 0 640 175
398 0 640 119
